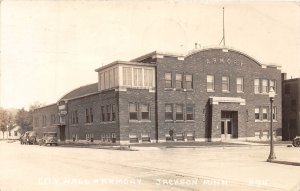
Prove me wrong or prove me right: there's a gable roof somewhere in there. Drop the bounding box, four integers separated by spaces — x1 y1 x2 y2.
59 83 98 101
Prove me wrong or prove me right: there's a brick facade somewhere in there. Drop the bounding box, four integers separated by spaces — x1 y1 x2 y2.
33 47 282 144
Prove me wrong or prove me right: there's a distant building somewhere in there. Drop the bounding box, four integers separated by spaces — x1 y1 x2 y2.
282 74 300 140
33 47 282 144
0 125 22 140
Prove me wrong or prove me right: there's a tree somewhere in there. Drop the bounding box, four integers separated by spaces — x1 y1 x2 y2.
15 108 32 133
0 108 14 138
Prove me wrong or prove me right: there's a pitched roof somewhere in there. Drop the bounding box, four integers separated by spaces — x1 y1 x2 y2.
59 83 98 101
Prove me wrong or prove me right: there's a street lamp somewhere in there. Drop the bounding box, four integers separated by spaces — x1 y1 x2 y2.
267 87 276 162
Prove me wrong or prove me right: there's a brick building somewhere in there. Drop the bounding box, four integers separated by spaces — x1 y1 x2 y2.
282 75 300 140
33 47 282 144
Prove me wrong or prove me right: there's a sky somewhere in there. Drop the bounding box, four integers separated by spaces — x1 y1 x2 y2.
0 0 299 109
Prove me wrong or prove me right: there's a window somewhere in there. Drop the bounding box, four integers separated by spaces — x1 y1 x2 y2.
236 77 244 92
141 104 150 120
186 105 194 121
144 69 154 87
109 69 115 87
133 68 143 87
129 103 138 120
85 109 90 123
106 105 111 121
51 114 56 125
100 73 105 90
262 79 268 93
9 131 11 136
34 117 39 127
42 115 46 126
254 79 260 93
255 107 260 120
71 111 78 124
165 104 173 121
222 76 229 92
104 71 109 89
123 67 132 86
165 73 172 88
101 106 105 121
207 75 214 91
185 74 193 89
272 106 277 120
112 104 116 121
90 108 93 123
269 80 276 93
262 107 268 120
175 73 183 89
114 68 118 87
291 100 296 112
14 131 17 136
176 104 184 120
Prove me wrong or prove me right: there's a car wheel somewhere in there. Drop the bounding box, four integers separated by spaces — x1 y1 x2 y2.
293 138 300 147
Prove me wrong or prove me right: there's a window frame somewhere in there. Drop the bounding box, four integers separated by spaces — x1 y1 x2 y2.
206 75 215 92
141 103 150 121
186 104 195 121
129 103 138 121
175 73 183 89
165 72 172 88
262 79 268 93
254 79 260 94
255 107 260 120
236 77 244 93
185 74 193 90
222 76 230 92
165 104 173 121
175 104 184 121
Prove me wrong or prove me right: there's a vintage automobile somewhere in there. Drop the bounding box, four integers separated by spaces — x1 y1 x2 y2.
292 137 300 147
39 132 58 146
20 131 37 145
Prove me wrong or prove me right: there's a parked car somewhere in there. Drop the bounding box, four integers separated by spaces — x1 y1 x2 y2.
20 131 37 145
292 137 300 147
39 132 58 146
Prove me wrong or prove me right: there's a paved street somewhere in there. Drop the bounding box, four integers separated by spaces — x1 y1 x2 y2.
0 141 300 191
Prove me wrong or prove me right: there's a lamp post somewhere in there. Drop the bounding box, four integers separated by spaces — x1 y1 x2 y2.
267 87 276 162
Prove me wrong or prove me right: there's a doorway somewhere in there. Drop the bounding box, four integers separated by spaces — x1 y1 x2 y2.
59 125 66 141
221 111 238 140
221 119 232 140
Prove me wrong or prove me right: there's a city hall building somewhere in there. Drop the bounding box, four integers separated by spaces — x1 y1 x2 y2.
33 47 282 144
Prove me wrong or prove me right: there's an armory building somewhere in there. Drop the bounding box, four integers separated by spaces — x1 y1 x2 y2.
33 47 282 144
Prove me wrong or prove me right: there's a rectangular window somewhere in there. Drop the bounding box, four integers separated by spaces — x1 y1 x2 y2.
133 68 143 87
112 104 116 121
254 79 260 93
207 75 214 91
114 68 118 87
262 79 268 93
101 106 105 121
42 115 46 126
255 107 260 120
75 111 78 124
85 109 90 123
165 73 172 88
236 77 244 92
175 104 184 121
109 69 114 87
14 131 17 136
106 105 111 121
104 71 110 89
123 67 132 86
186 105 194 121
272 106 277 120
175 73 183 89
185 74 193 89
144 69 154 87
51 114 56 125
262 107 268 120
222 76 229 92
165 104 173 121
269 80 276 93
90 108 93 123
141 104 150 120
100 73 105 90
129 103 138 120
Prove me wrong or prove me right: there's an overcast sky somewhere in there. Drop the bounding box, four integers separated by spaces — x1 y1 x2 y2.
0 0 299 109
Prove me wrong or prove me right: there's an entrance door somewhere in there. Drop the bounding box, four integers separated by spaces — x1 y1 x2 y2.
221 119 232 140
59 125 66 141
